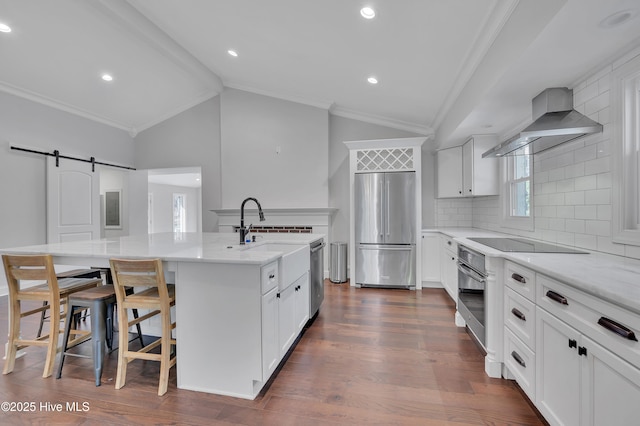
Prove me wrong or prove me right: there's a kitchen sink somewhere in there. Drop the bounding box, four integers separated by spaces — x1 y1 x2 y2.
243 243 310 287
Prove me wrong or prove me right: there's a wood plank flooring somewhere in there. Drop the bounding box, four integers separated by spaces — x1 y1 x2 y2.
0 281 546 425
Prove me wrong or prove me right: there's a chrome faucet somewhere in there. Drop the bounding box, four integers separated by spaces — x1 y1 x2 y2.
239 197 265 244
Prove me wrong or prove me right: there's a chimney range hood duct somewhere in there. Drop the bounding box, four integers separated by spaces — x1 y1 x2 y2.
482 87 603 158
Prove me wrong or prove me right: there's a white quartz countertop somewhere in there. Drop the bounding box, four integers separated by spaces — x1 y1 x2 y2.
424 227 640 315
0 232 325 266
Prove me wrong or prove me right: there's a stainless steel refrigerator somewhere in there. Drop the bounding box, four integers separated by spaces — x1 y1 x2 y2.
354 171 416 288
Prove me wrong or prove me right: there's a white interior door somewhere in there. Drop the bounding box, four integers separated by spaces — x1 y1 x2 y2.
46 156 100 243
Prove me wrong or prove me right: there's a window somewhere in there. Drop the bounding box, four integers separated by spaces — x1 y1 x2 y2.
501 145 534 230
612 52 640 245
173 193 186 233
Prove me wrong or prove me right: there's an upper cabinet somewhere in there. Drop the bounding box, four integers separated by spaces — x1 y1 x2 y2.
437 135 499 198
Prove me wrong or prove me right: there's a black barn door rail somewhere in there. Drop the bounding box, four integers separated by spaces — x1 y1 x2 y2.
10 145 136 172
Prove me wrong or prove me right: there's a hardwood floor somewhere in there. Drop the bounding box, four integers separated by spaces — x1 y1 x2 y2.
0 281 545 425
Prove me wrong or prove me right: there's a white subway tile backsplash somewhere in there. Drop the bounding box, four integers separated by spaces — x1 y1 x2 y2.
534 170 549 183
548 168 565 182
574 82 598 106
556 206 575 218
574 175 596 191
565 219 585 233
598 106 610 125
565 163 585 178
584 156 610 175
585 220 611 237
596 140 610 158
575 205 597 220
584 188 611 205
548 193 566 206
575 233 597 250
597 236 625 256
574 144 597 163
565 191 585 205
597 205 611 221
585 91 610 115
596 172 611 189
549 218 565 231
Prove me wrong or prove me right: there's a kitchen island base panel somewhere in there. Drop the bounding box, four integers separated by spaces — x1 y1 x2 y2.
176 261 267 399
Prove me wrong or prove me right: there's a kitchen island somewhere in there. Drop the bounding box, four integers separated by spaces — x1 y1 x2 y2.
0 232 325 399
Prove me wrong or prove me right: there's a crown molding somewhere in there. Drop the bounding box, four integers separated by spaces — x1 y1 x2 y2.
0 81 134 133
329 105 433 136
223 82 334 110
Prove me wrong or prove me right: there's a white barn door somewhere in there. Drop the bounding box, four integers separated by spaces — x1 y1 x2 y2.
46 156 100 243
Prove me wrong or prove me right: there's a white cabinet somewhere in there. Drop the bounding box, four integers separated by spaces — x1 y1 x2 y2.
437 135 499 198
503 261 538 400
436 146 463 198
279 271 309 357
421 233 440 283
582 335 640 426
439 235 457 301
260 261 280 381
261 286 279 380
278 281 296 356
535 274 640 426
294 272 310 333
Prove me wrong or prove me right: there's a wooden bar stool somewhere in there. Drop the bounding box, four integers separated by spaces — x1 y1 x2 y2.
2 254 103 378
56 285 117 386
109 258 176 396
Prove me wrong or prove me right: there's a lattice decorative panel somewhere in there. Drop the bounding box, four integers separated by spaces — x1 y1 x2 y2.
356 148 414 171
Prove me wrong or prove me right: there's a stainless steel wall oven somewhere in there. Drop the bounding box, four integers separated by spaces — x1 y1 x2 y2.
457 245 486 347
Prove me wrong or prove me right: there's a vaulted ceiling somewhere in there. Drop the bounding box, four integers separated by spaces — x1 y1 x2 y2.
1 0 639 149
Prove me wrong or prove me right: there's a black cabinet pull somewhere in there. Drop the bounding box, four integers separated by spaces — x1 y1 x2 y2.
269 274 275 279
546 290 568 305
578 346 588 357
511 273 526 284
568 339 577 349
447 240 452 246
276 293 280 299
511 351 526 368
511 308 526 321
598 317 638 342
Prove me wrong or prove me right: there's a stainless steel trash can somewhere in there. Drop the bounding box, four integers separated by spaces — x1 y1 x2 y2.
329 242 348 283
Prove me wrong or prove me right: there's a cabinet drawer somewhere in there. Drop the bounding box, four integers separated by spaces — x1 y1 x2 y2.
504 327 536 401
537 274 640 369
505 287 536 349
505 261 536 302
261 261 279 294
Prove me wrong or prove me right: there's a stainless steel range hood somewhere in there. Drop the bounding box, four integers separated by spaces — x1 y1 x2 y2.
482 87 603 158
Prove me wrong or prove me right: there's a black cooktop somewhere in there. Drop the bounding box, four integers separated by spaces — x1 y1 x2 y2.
468 237 588 254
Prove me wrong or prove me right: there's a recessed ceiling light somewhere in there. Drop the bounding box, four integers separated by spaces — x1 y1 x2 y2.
0 23 11 33
360 7 375 19
599 9 637 29
101 74 113 82
228 49 238 57
367 76 378 84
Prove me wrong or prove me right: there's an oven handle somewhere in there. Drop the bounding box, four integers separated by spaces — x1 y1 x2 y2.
457 262 486 283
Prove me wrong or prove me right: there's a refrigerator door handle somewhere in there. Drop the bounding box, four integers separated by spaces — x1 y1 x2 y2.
358 246 412 251
385 178 390 238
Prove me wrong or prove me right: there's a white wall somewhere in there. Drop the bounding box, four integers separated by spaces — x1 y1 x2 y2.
0 91 134 249
148 183 200 233
134 97 221 231
220 88 329 209
0 91 134 295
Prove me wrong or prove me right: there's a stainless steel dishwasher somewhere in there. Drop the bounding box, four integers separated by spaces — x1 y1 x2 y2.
309 239 326 318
